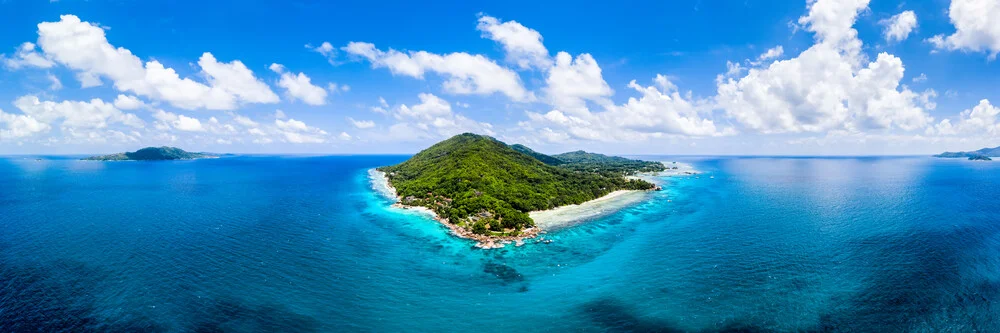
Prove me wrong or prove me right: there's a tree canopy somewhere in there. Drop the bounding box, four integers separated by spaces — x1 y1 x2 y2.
378 133 662 235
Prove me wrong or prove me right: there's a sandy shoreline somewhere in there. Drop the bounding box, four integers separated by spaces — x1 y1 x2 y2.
368 162 696 248
529 190 651 230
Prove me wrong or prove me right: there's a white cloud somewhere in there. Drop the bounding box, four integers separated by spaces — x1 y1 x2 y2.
230 113 259 127
198 53 280 104
339 132 352 140
14 95 144 130
383 93 494 141
528 74 727 142
33 15 277 110
928 0 1000 58
0 109 50 139
152 109 204 132
342 42 530 101
371 97 390 113
716 0 933 134
59 128 141 145
347 117 375 129
933 99 1000 136
269 63 328 105
756 46 784 62
47 73 62 90
913 73 928 83
545 52 613 114
881 10 918 42
112 94 145 110
327 82 350 93
476 15 551 70
274 117 328 143
2 42 55 69
308 41 337 64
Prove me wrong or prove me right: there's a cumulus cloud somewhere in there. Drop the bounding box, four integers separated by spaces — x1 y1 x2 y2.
881 11 918 42
933 99 1000 136
198 53 280 104
715 0 933 134
528 74 727 142
31 15 278 110
756 46 784 62
112 94 145 110
382 93 494 141
153 109 204 132
307 41 337 64
928 0 1000 58
269 63 328 105
0 109 51 139
342 42 531 101
476 15 552 70
274 117 328 143
14 95 144 130
544 52 614 114
884 11 919 43
2 42 55 69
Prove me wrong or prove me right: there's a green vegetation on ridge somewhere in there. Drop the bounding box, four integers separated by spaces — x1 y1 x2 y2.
378 133 663 236
83 147 214 161
936 145 1000 158
553 150 667 174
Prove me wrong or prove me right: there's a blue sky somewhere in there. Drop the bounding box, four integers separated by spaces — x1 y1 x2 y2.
1 0 999 155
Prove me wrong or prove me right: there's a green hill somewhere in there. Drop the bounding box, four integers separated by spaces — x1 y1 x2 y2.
378 133 658 236
936 145 1000 158
83 147 215 161
553 150 666 174
508 143 564 166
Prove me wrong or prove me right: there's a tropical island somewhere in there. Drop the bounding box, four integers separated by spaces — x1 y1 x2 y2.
935 145 1000 159
373 133 678 248
83 146 217 161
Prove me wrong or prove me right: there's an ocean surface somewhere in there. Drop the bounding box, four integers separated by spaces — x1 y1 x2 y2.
1 155 998 332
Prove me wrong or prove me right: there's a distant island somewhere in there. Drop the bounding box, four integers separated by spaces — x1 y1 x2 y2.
373 133 669 248
935 145 1000 159
969 155 992 161
83 147 216 161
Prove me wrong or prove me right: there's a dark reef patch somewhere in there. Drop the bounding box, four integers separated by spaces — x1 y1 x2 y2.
0 258 170 332
188 298 323 333
483 262 524 284
815 224 1000 332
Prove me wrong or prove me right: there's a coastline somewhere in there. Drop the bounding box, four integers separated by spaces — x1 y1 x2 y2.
369 169 540 249
368 162 696 249
530 161 698 229
529 190 650 230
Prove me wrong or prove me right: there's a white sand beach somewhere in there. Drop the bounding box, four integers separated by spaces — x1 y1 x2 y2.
533 161 697 229
529 190 651 230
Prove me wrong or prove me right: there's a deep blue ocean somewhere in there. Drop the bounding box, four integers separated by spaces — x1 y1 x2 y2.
1 155 998 332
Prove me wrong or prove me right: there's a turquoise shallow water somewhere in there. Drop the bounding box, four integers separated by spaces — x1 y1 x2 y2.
1 155 999 332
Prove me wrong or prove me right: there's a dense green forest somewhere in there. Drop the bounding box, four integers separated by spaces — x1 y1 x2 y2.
378 133 662 236
553 150 666 175
83 147 214 161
